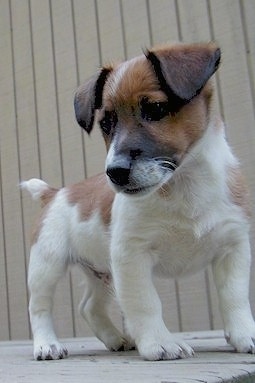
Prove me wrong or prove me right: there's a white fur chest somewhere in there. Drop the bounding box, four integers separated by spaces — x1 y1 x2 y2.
111 195 222 278
110 127 248 279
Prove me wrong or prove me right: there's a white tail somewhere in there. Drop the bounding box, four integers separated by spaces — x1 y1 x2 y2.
20 178 50 201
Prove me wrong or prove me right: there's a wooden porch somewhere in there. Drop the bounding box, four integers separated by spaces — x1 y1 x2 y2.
1 330 255 383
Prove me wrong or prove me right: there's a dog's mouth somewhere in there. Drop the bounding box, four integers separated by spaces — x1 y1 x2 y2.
107 157 178 197
123 184 156 196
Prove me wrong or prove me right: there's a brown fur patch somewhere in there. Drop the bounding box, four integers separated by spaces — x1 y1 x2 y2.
147 88 211 161
40 187 59 208
227 166 251 218
67 173 115 225
104 56 165 109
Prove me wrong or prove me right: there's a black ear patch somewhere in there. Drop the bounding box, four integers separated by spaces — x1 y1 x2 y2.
74 67 112 134
146 51 187 114
146 43 221 114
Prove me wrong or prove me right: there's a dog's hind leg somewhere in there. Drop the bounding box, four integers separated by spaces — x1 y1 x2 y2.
28 244 68 360
79 272 134 351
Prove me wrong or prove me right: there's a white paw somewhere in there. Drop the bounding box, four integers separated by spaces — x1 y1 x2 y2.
34 342 68 361
226 330 255 354
104 333 135 352
137 335 194 361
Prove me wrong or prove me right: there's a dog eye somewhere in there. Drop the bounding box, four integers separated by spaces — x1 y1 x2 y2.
99 111 118 135
140 98 170 122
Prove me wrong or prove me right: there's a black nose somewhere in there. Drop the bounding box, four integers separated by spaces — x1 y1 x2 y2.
106 166 130 186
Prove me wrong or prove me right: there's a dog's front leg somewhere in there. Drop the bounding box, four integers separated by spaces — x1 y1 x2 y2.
28 245 68 360
212 235 255 353
111 246 193 360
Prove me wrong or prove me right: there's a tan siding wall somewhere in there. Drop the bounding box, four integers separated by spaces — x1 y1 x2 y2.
0 0 254 340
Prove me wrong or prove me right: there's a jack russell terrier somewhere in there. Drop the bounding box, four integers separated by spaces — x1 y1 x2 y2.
22 42 255 361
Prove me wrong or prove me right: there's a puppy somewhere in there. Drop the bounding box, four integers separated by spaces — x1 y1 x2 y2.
22 42 255 361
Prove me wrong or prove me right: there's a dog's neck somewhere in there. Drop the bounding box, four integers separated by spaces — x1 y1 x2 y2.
115 117 238 237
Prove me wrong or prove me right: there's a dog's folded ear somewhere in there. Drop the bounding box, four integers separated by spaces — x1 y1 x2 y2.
146 42 221 111
74 67 112 134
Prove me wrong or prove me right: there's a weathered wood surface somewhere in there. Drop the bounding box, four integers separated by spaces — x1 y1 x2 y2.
0 331 254 383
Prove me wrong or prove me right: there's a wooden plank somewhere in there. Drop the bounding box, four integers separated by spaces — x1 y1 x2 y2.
209 0 255 319
11 0 41 298
27 0 76 340
176 274 211 331
47 0 88 338
177 0 212 41
154 278 180 332
206 266 223 330
0 332 255 383
0 0 30 339
148 0 179 45
241 0 255 107
177 0 222 114
29 0 62 186
209 0 255 161
0 2 10 338
73 0 106 179
174 0 217 332
0 164 9 340
96 0 125 63
120 0 150 58
241 0 255 313
50 0 85 185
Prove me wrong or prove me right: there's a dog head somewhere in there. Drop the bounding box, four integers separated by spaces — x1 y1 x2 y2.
74 42 220 197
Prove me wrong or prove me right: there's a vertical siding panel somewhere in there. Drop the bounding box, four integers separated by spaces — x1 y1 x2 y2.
96 0 125 62
30 0 74 339
241 0 255 109
148 0 179 45
72 0 105 337
209 0 255 161
30 1 62 186
209 0 255 318
0 1 11 340
178 0 211 41
50 0 85 185
120 0 150 58
11 1 40 326
241 0 255 312
0 0 30 339
178 0 222 113
0 164 9 339
153 278 180 332
174 0 216 331
49 0 87 338
73 0 106 179
12 0 43 339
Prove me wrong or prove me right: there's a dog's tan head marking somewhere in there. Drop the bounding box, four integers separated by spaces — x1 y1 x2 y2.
75 42 221 197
